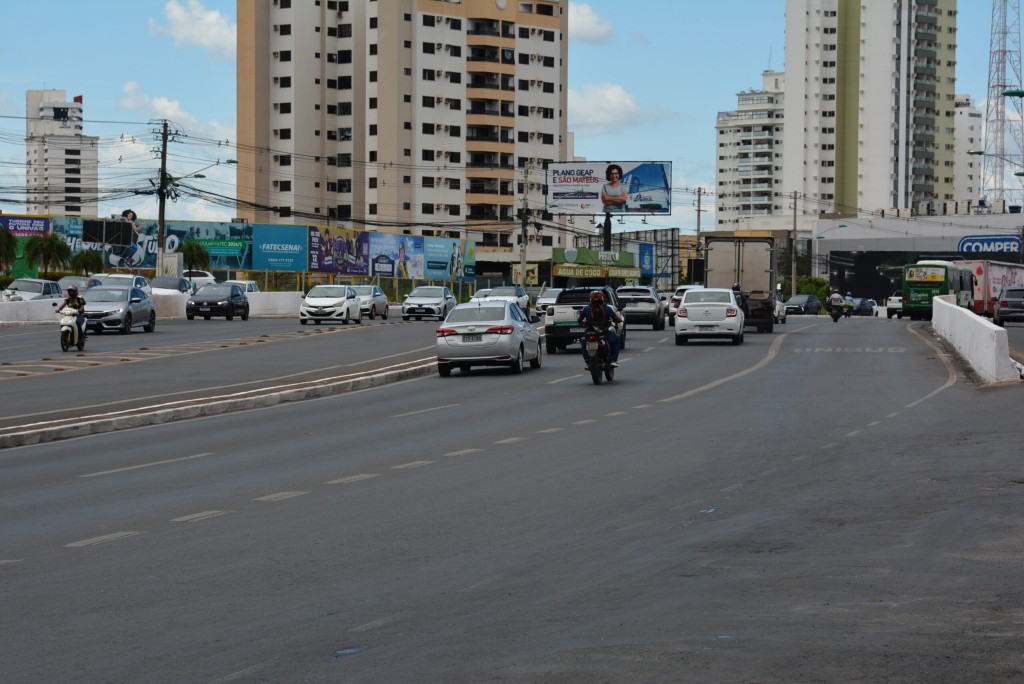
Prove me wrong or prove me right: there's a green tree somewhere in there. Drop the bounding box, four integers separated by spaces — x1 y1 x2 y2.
23 232 71 278
71 248 104 276
178 239 210 273
0 226 16 274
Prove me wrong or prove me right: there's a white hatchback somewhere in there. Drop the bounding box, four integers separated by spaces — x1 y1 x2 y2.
674 287 745 345
299 284 362 325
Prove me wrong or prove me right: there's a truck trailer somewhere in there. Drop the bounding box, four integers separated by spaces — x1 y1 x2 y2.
961 259 1024 317
702 236 777 333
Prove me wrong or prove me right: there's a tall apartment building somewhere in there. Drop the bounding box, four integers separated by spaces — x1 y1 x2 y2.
782 0 958 217
953 93 981 206
25 89 99 218
714 70 786 230
237 0 569 268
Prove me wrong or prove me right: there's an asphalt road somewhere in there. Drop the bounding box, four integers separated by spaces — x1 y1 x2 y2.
1 315 1023 682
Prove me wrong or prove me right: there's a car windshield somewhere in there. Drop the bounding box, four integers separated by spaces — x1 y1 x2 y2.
59 276 92 288
446 305 507 323
197 285 231 297
488 287 519 296
352 286 374 296
7 279 43 293
410 287 443 297
787 295 810 303
538 289 561 299
85 288 129 302
308 285 348 298
618 288 653 299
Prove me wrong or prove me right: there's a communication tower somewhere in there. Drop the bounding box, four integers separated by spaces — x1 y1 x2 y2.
982 0 1024 208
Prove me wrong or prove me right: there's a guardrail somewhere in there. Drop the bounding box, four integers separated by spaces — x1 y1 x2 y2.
932 294 1022 383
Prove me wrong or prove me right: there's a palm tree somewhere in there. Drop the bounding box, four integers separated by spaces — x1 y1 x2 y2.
23 232 71 278
0 226 16 274
178 239 210 273
71 248 104 276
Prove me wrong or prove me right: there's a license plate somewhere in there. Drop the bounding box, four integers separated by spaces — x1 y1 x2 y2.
586 341 599 352
698 325 716 331
414 307 425 313
462 333 482 342
570 326 585 334
199 307 211 312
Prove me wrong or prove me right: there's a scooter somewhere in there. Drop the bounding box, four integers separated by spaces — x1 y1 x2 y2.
582 324 615 385
55 304 86 352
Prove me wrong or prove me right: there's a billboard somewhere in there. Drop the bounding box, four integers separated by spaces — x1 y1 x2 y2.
548 161 672 215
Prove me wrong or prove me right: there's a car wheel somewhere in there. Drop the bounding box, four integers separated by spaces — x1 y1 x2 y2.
546 339 557 354
995 317 1004 327
226 310 234 321
120 314 132 334
897 313 903 319
402 316 409 321
242 307 249 321
529 342 542 369
509 346 524 374
204 316 211 321
667 314 675 326
382 305 389 320
314 320 321 325
675 335 687 345
187 314 195 320
438 363 452 377
732 332 744 345
300 319 308 325
355 311 362 324
144 312 156 333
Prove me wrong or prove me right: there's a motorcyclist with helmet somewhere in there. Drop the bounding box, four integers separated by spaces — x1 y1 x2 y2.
60 286 87 341
577 290 622 369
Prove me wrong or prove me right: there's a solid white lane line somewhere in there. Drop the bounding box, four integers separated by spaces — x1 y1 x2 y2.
0 559 24 566
325 474 381 484
573 419 598 425
605 411 626 416
350 612 411 632
536 427 563 433
80 452 214 478
65 531 141 547
392 403 460 418
494 437 526 444
253 491 309 502
445 448 484 457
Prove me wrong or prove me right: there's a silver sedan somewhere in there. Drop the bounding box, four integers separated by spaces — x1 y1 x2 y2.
352 284 389 319
435 301 542 376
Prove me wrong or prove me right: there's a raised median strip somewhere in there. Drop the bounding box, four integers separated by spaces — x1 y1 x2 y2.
0 358 437 450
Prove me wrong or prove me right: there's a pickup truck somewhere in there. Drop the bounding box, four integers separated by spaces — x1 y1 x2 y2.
886 292 903 319
542 286 628 354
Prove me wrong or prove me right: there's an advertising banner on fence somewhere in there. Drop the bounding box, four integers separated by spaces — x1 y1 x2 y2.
370 233 424 279
0 215 48 236
253 224 307 271
424 237 475 280
547 161 672 215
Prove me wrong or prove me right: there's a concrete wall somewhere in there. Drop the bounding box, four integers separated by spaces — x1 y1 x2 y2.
932 295 1022 383
0 293 306 324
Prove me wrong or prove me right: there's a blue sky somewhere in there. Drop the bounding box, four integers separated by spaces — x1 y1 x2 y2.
0 1 996 232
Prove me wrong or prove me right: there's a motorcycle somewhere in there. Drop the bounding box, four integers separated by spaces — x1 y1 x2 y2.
829 303 843 323
55 304 86 352
582 324 615 385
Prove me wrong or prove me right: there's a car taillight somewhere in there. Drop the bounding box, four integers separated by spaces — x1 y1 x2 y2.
486 325 514 334
726 307 738 317
671 297 681 306
1000 300 1008 307
436 328 458 337
545 306 554 316
677 307 687 317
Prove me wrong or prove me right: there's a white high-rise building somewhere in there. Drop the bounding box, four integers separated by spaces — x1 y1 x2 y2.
715 70 786 230
782 0 957 217
236 0 569 273
953 94 982 209
25 89 99 218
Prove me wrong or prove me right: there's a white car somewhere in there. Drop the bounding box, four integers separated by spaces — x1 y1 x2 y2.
402 286 456 321
469 288 492 302
94 273 151 295
183 270 217 289
534 287 563 316
299 284 362 325
485 285 531 315
674 287 745 345
222 279 261 293
1 277 63 301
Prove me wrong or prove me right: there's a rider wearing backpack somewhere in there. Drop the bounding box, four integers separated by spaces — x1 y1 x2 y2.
577 290 622 369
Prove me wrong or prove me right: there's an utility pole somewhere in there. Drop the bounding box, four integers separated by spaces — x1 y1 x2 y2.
693 187 706 284
791 190 798 298
519 161 530 287
156 120 169 277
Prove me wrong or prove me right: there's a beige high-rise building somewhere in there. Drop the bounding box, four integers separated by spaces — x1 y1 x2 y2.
25 89 99 218
236 0 569 271
782 0 958 217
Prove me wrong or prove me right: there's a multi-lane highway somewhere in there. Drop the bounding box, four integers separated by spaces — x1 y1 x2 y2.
1 315 1022 682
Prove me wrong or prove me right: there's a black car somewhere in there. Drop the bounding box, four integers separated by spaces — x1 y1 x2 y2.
784 294 823 315
849 298 878 316
993 286 1024 326
615 285 666 330
186 283 250 321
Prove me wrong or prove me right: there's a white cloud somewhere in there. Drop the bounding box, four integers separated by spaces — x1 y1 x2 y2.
149 0 236 61
118 81 234 142
569 2 613 43
568 83 643 135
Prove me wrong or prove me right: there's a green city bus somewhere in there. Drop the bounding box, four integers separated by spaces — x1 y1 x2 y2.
901 260 975 320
